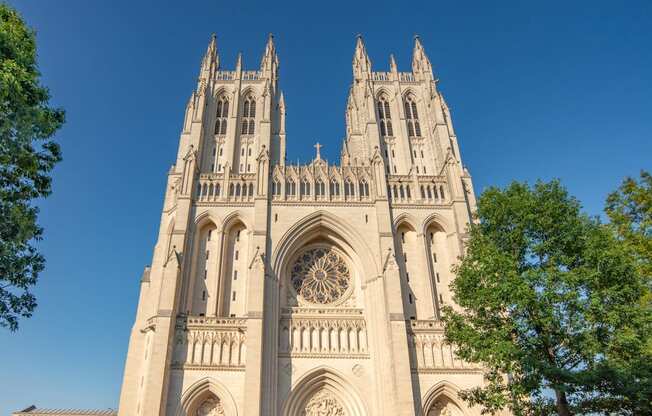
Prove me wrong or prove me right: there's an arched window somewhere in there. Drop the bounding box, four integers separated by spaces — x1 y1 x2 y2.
404 94 421 137
359 180 369 197
214 96 229 135
241 94 256 135
315 180 325 197
248 183 254 197
377 95 393 137
330 179 340 196
344 179 355 197
286 179 296 196
301 179 311 196
215 183 221 196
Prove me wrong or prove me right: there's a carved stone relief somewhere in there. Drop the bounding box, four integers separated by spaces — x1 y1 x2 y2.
302 389 345 416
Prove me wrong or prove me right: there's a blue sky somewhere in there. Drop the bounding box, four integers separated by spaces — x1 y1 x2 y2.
1 0 650 413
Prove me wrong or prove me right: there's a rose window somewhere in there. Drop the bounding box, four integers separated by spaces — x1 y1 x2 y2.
290 247 351 305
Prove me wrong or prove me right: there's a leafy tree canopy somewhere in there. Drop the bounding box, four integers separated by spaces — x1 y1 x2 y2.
0 4 64 331
606 171 652 286
442 180 651 415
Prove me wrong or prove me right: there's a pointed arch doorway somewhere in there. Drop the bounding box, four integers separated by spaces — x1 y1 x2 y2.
282 367 368 416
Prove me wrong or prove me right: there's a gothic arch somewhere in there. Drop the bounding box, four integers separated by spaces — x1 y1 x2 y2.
194 211 222 231
221 210 253 233
401 88 419 101
176 377 239 416
374 88 393 101
422 381 467 416
213 86 231 100
393 212 419 232
281 366 369 416
272 210 379 279
421 212 453 236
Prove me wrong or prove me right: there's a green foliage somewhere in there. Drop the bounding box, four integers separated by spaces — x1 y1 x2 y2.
442 180 652 415
0 4 64 331
606 171 652 293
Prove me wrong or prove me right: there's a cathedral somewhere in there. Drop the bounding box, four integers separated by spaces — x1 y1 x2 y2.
114 34 483 416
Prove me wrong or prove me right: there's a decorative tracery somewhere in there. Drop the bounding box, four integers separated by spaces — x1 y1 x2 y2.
290 247 351 305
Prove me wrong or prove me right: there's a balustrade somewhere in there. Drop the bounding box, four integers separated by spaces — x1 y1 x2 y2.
408 320 475 372
173 316 247 369
279 316 368 357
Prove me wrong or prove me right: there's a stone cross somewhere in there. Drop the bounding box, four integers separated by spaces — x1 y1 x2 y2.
314 142 322 160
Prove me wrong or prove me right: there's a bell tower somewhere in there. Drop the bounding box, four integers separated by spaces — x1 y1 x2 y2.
118 34 485 416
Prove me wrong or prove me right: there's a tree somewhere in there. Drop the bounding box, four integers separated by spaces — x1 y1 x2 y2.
442 180 651 415
606 170 652 286
0 4 64 331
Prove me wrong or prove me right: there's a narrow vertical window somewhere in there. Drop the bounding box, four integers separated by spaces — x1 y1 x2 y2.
404 94 421 137
215 96 229 135
377 95 393 136
242 94 256 134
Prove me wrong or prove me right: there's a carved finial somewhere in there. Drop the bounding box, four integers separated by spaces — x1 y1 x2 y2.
235 52 242 72
389 54 397 73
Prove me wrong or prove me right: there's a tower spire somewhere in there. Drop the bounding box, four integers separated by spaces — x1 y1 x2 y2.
352 34 372 81
200 33 219 77
412 35 433 78
260 33 279 79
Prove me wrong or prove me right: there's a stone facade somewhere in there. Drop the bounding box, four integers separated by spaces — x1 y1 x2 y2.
117 34 484 416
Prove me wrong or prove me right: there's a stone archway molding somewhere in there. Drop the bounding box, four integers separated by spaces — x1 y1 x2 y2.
421 381 466 415
176 376 239 416
281 366 369 416
271 210 380 279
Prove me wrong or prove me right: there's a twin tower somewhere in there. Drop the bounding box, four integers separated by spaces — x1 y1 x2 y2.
118 34 484 416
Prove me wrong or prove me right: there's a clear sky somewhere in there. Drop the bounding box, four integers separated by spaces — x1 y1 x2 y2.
1 0 650 413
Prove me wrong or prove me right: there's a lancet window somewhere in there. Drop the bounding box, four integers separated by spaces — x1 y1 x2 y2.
330 179 340 196
359 180 369 198
241 94 256 135
300 178 311 197
214 96 229 135
404 94 421 137
344 178 355 197
315 180 325 197
377 94 393 136
286 179 296 196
